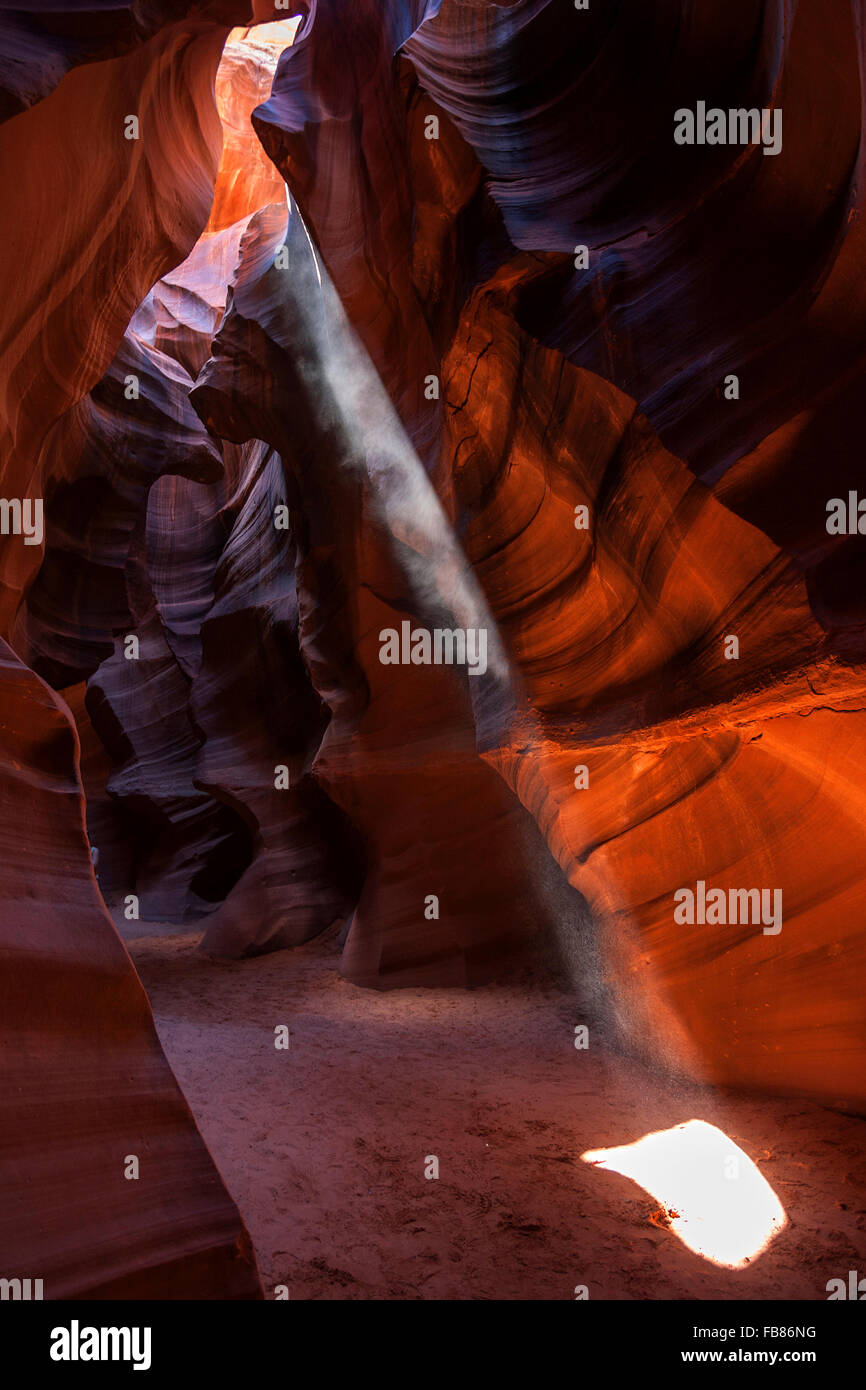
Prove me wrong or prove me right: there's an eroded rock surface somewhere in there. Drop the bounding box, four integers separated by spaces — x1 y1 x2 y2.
2 3 866 1312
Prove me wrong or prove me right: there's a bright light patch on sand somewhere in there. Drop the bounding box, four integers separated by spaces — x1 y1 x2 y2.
581 1119 786 1268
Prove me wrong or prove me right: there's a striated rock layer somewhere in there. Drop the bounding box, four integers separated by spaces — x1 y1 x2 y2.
406 0 866 651
227 0 866 1108
191 198 553 985
1 2 866 1320
0 6 273 1298
0 639 260 1297
443 274 866 1109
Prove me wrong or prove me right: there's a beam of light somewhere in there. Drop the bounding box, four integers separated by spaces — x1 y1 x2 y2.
257 189 522 744
581 1119 787 1268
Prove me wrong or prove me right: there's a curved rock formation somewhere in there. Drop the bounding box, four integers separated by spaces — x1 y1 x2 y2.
227 0 866 1105
191 198 549 983
442 273 866 1108
2 0 866 1308
11 25 306 928
0 5 271 1298
189 440 364 957
407 0 866 651
0 638 259 1297
0 13 230 633
206 22 296 235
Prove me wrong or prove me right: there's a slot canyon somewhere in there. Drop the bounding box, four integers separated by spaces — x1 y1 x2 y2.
1 0 865 1312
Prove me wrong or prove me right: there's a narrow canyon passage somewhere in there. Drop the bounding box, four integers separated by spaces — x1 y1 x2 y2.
123 917 866 1301
3 0 866 1325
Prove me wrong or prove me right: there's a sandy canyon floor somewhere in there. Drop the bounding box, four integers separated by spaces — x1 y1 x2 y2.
122 921 866 1301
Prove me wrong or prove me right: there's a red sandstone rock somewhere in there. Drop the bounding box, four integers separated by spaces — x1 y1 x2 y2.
2 5 866 1319
236 0 866 1106
190 439 364 957
442 277 866 1110
0 15 229 633
206 23 297 235
191 200 550 983
0 7 269 1297
0 638 260 1297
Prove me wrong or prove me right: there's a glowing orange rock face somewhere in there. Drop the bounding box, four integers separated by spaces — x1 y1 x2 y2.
0 19 230 636
206 24 298 235
234 1 866 1109
2 8 866 1325
443 282 866 1109
0 6 268 1300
